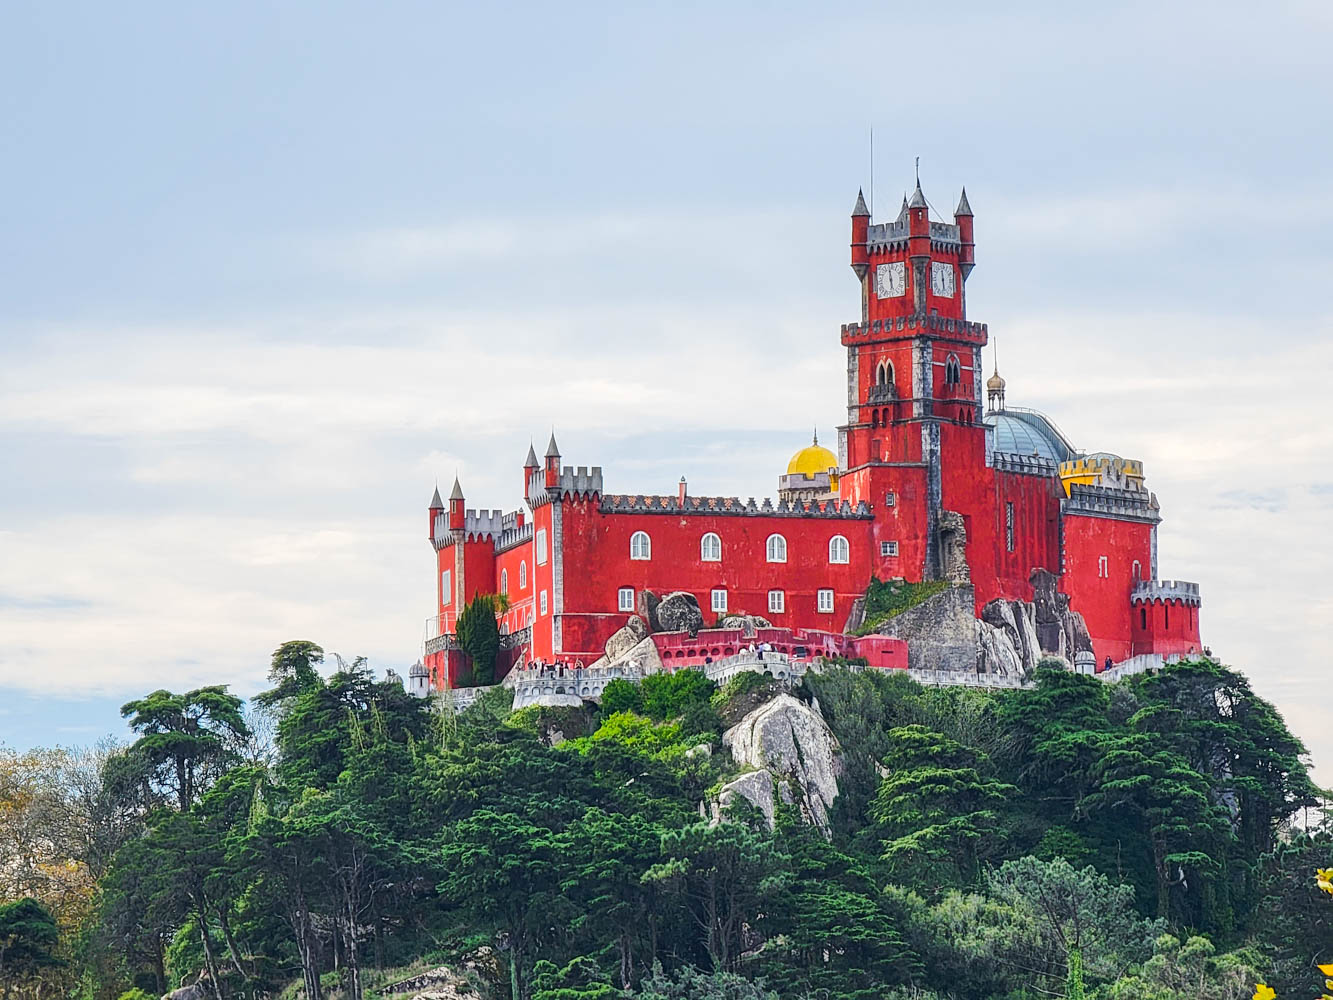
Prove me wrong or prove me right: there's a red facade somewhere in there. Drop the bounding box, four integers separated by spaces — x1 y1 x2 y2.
422 179 1201 684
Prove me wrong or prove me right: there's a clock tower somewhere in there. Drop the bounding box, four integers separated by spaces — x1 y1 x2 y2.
838 178 987 582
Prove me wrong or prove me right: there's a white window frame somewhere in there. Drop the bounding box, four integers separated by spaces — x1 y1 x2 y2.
700 532 722 562
766 533 787 563
618 587 635 612
817 588 834 613
630 530 652 561
880 540 899 557
500 569 508 596
711 588 728 613
885 491 896 507
441 570 452 606
540 590 549 616
1098 555 1109 579
536 528 548 566
519 560 527 589
828 534 850 564
1132 560 1142 580
768 589 785 614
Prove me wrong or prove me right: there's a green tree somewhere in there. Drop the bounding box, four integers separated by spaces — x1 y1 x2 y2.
870 725 1016 888
455 594 502 686
599 678 643 716
629 962 778 1000
119 687 249 812
253 640 325 711
640 671 715 722
0 898 62 1000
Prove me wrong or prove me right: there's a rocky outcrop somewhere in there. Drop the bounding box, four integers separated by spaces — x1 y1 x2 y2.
715 770 778 830
613 635 664 675
635 590 662 631
875 584 979 672
604 615 649 661
722 694 841 836
977 619 1024 677
717 613 772 634
981 598 1042 676
656 591 705 636
938 509 971 584
1030 569 1093 660
382 948 502 999
162 984 208 1000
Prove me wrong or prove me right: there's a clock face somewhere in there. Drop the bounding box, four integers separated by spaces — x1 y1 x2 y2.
930 261 956 298
875 261 906 298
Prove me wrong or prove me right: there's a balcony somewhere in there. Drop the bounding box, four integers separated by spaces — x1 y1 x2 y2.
867 384 897 404
936 381 973 400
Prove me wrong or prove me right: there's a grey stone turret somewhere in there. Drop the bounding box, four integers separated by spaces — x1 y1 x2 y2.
429 485 444 509
449 476 464 501
852 188 869 217
545 433 561 459
908 181 928 209
955 186 973 217
524 443 540 468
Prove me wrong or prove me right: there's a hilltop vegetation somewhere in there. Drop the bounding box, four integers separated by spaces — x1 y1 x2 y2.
1 645 1329 1000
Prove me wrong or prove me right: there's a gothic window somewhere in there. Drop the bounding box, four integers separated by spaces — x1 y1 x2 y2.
711 588 728 613
500 569 508 596
441 570 451 606
766 534 787 563
945 354 962 385
536 528 548 565
618 587 635 612
828 535 850 564
817 588 834 613
630 531 652 560
876 360 893 385
768 589 785 613
871 411 879 428
1005 502 1015 552
519 561 527 589
701 532 722 562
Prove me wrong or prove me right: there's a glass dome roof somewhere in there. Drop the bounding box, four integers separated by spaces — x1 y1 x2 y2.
985 410 1075 463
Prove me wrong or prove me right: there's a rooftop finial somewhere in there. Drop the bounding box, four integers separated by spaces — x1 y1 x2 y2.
813 426 819 446
915 155 920 186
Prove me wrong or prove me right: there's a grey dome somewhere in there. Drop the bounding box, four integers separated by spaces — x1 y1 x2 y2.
985 410 1075 463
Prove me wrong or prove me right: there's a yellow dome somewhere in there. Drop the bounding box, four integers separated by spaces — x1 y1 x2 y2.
787 433 839 478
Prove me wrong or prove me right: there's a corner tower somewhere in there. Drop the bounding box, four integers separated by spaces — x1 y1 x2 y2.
838 176 988 581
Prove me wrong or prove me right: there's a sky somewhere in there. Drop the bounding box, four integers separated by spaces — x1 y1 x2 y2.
1 1 1331 780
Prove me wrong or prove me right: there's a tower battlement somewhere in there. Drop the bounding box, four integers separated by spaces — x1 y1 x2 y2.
841 315 988 346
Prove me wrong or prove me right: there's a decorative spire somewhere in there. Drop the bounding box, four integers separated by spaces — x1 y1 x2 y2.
813 427 819 446
524 442 540 468
851 188 870 217
908 180 927 209
955 186 973 217
544 432 561 459
429 484 444 509
449 476 464 501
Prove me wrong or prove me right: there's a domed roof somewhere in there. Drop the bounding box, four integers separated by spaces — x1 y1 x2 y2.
986 369 1006 391
787 432 839 477
985 410 1074 463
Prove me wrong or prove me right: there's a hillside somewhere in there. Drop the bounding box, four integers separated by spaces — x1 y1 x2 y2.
1 647 1330 1000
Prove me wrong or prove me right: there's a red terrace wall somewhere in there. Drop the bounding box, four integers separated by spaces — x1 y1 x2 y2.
649 627 907 670
554 498 875 660
1061 513 1155 666
558 613 625 663
1131 599 1202 658
425 648 469 690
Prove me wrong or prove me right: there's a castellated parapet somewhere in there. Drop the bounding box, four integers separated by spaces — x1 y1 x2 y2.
1132 580 1202 606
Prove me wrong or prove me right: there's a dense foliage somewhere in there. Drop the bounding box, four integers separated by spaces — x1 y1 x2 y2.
0 646 1327 1000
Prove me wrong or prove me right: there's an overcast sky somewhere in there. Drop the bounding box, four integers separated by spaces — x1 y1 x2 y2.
2 1 1330 780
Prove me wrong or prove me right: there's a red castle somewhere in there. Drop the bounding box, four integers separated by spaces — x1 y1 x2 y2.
421 177 1202 689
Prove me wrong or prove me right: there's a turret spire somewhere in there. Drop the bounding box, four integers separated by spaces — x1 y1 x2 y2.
544 432 561 459
524 442 540 468
429 484 444 509
955 186 972 217
851 188 870 217
449 476 464 501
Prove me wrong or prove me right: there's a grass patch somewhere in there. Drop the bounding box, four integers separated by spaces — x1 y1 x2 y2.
855 577 951 634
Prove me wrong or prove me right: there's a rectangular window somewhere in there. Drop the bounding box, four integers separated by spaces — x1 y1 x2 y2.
885 491 896 507
711 588 728 613
1005 502 1015 553
618 587 635 612
1098 555 1109 579
441 570 452 606
880 540 898 557
768 590 785 614
817 588 834 613
540 590 549 616
536 528 548 565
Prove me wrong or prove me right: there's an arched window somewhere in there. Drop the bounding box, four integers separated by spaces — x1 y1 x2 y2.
945 354 961 385
500 569 509 595
876 360 893 386
766 534 787 563
1132 560 1142 580
519 561 527 589
700 532 722 562
828 535 850 564
871 410 879 428
630 531 651 560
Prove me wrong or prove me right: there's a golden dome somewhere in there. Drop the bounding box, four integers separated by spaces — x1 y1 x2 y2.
787 432 839 478
987 368 1006 391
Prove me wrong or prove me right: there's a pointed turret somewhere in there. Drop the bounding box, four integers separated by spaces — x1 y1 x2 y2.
448 476 465 531
429 485 444 510
428 484 444 541
523 442 540 500
908 181 927 209
524 443 540 468
955 186 973 217
956 186 976 282
544 433 561 489
850 189 870 281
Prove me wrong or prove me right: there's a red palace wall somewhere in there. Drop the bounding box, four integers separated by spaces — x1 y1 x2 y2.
839 464 929 583
551 500 876 660
1131 597 1202 658
1061 513 1155 665
494 541 535 635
